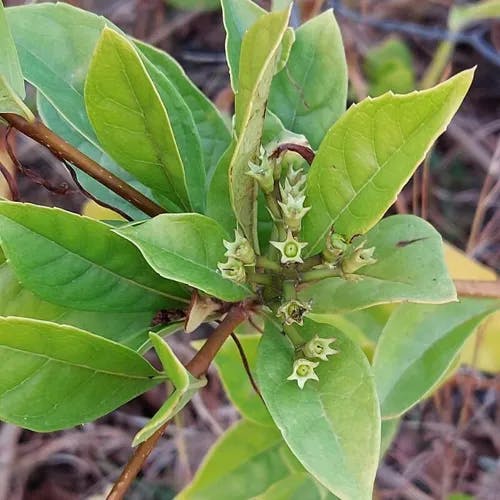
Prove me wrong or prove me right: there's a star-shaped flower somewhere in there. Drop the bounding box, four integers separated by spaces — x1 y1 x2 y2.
223 230 255 265
277 299 312 326
287 358 319 389
303 335 339 361
270 230 308 264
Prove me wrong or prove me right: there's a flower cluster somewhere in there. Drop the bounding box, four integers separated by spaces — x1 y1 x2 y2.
322 230 377 276
287 335 338 389
217 230 255 284
278 166 310 232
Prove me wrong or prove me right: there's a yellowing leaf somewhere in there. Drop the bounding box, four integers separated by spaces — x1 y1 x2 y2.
81 200 125 221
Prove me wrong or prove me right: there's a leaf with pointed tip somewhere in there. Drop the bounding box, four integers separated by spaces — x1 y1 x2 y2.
373 299 500 418
221 0 265 91
85 28 190 211
0 317 163 431
0 0 24 99
302 69 474 256
0 202 188 312
229 9 291 249
116 213 252 302
257 319 380 500
299 215 456 317
133 333 205 446
178 419 289 500
269 10 347 149
136 40 231 183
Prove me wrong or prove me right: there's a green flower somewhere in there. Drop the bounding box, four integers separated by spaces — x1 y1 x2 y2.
270 230 308 264
223 230 255 265
246 147 274 193
323 230 348 263
218 257 246 284
341 240 377 274
277 299 312 326
278 192 310 232
287 358 319 389
303 335 338 361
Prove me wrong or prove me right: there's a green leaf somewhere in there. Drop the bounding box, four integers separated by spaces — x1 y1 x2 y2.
178 419 290 500
257 319 380 500
37 92 152 220
212 332 272 426
136 40 231 183
0 0 24 99
269 10 347 149
449 0 500 32
7 3 106 142
380 418 399 458
132 333 206 446
0 317 163 431
302 69 474 256
299 215 456 317
255 472 337 500
364 37 416 97
115 213 252 302
138 51 206 213
0 75 32 120
221 0 266 91
0 259 154 348
229 9 291 249
85 28 190 211
0 202 188 312
373 299 500 418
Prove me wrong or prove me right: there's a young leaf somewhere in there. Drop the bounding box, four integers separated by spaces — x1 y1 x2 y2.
85 28 190 211
257 319 380 500
0 202 188 312
302 69 474 256
0 0 25 99
0 75 32 120
205 332 272 426
115 214 252 302
178 419 290 500
139 54 206 213
132 333 206 446
0 317 163 431
299 215 456 317
269 10 347 149
373 299 500 418
37 93 152 220
136 40 231 182
0 259 154 348
221 0 266 91
229 8 291 249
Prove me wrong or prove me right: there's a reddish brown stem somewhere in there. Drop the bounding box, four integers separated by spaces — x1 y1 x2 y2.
0 161 19 201
0 113 164 217
270 143 316 165
107 302 250 500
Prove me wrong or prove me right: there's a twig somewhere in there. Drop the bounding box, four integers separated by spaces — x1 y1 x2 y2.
269 143 316 165
0 113 164 218
0 161 19 201
230 333 264 402
455 279 500 298
107 302 251 500
466 138 500 254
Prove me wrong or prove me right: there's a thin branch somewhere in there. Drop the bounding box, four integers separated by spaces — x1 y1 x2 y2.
0 113 164 217
230 332 264 402
0 161 19 201
107 302 251 500
269 143 316 165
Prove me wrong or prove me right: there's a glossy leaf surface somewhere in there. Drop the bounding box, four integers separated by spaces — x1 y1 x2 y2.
302 70 474 256
0 317 162 431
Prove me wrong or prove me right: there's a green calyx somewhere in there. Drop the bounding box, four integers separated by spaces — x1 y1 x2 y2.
287 358 319 389
271 230 308 264
223 230 256 265
217 257 246 284
277 299 312 326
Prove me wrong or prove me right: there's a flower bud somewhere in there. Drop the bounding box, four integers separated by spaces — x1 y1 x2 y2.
277 299 312 326
303 335 338 361
278 193 311 232
218 257 246 284
287 358 319 389
323 230 348 263
341 240 377 274
246 147 274 194
223 230 255 265
270 230 308 264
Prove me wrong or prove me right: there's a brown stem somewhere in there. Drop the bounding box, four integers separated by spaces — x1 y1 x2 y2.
455 279 500 299
270 143 315 165
107 302 250 500
1 113 164 217
0 161 19 201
